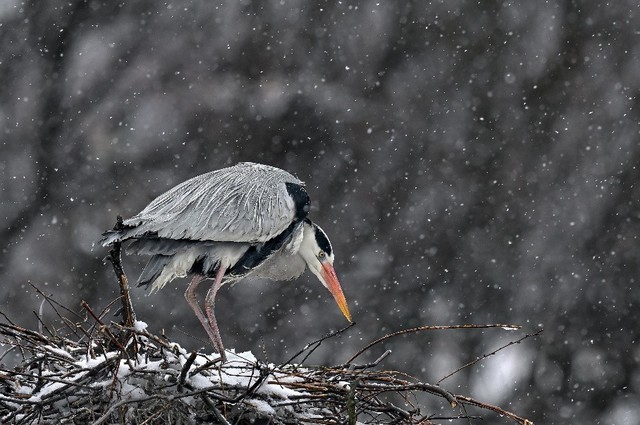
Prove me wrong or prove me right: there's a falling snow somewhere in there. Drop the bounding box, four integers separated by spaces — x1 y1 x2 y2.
1 1 639 424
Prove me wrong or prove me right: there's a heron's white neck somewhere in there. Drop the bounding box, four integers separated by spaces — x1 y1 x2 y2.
297 221 316 260
297 222 328 288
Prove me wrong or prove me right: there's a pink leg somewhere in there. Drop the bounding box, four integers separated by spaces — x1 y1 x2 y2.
205 265 227 362
184 274 227 362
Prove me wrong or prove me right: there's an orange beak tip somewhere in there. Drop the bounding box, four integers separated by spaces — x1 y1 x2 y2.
321 263 352 323
342 306 352 323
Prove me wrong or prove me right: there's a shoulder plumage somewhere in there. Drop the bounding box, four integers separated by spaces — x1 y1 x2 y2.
104 163 310 245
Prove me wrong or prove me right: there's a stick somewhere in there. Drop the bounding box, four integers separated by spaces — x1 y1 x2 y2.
283 322 356 366
455 394 534 424
81 301 127 355
438 329 543 384
348 349 392 371
178 351 198 391
345 323 522 364
105 215 136 328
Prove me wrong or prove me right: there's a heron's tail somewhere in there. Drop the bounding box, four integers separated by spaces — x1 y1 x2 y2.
138 255 171 289
99 222 149 246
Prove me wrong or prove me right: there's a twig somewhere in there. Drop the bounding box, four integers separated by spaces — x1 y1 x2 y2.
202 394 232 425
0 311 18 326
28 282 84 321
190 357 224 375
455 394 534 424
80 301 127 355
178 351 198 391
345 323 522 364
0 323 49 344
348 349 392 371
111 323 174 350
105 215 136 328
32 309 54 339
438 329 544 384
283 322 356 365
426 414 482 421
37 298 46 335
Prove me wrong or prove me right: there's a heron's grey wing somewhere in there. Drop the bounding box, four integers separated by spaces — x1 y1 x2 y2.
104 162 307 244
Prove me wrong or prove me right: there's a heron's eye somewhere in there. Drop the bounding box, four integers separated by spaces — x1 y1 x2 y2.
318 251 325 259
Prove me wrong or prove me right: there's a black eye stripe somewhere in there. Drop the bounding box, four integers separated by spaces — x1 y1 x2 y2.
313 224 332 256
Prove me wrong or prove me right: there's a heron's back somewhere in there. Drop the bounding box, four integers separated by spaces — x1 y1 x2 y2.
100 162 309 245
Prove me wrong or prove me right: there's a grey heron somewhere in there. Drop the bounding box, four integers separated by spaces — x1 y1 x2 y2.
100 162 351 362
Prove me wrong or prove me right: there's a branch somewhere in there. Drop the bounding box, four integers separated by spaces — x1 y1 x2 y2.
282 321 356 365
345 323 522 364
438 328 544 384
105 215 137 329
455 394 534 425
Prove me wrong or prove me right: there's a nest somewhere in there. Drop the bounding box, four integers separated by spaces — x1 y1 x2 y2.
0 310 535 425
0 225 536 424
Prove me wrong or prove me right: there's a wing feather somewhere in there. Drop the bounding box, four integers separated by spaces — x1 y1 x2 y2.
112 162 306 243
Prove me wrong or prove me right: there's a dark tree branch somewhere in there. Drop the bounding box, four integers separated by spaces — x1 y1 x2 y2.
105 216 137 330
345 323 522 365
438 329 544 384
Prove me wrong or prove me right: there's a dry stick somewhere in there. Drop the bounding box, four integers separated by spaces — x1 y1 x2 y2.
201 395 232 425
96 296 126 323
348 349 392 371
80 300 135 399
438 328 544 384
188 354 225 375
178 351 198 391
345 323 522 365
32 309 55 339
0 323 49 344
28 282 85 321
283 322 356 366
80 301 127 355
138 406 171 425
28 282 84 340
106 215 136 328
0 311 18 327
454 394 533 425
92 382 254 425
37 298 46 335
300 323 356 365
357 382 458 408
104 216 140 361
4 369 95 390
111 323 174 351
426 414 482 421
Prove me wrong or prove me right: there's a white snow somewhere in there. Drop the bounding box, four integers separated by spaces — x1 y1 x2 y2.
134 320 149 331
246 398 276 415
43 344 74 359
5 338 317 422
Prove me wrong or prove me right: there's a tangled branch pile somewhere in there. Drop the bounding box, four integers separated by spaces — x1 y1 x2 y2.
0 310 533 424
0 238 535 424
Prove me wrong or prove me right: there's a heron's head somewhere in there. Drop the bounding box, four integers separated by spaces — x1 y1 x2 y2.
299 220 351 322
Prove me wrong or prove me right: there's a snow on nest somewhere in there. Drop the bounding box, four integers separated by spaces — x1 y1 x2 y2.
133 320 149 332
1 323 516 425
169 348 304 400
8 339 311 423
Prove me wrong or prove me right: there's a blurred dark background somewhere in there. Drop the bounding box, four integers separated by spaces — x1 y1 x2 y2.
2 1 639 423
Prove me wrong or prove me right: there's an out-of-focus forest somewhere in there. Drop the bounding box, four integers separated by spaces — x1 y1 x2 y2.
1 1 639 423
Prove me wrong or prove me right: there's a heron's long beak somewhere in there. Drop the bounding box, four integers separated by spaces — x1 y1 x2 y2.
320 263 352 322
